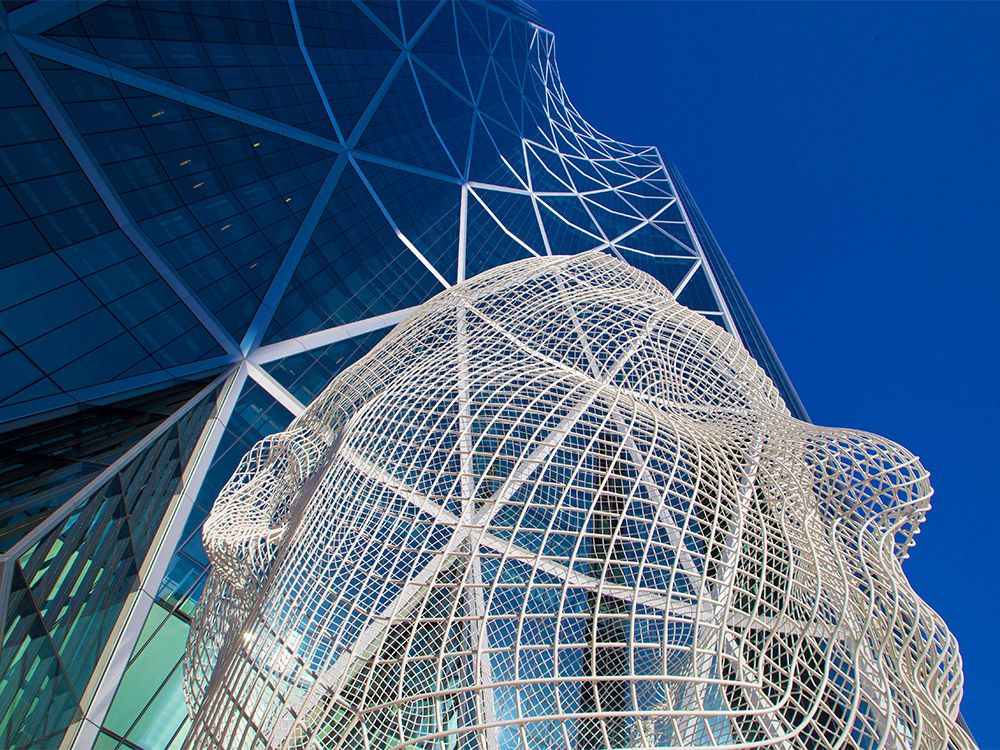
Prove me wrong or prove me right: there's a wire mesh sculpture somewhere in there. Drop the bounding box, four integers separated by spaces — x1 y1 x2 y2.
183 252 972 749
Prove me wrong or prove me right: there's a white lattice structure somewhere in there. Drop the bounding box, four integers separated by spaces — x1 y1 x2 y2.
183 252 971 750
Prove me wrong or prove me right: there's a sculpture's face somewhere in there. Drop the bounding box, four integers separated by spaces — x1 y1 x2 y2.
184 253 969 750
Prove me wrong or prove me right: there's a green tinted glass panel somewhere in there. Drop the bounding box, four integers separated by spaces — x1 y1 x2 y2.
104 599 190 749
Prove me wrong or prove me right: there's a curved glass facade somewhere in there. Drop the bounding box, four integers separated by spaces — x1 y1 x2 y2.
0 1 806 747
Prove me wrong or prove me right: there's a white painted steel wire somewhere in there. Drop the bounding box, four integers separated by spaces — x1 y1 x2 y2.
184 252 971 749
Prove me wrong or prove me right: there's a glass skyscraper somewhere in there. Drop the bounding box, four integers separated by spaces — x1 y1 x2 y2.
0 1 818 747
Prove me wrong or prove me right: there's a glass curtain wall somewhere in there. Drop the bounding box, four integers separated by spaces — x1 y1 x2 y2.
0 1 805 746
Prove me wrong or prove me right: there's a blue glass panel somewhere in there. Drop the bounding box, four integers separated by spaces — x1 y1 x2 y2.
0 349 58 405
263 163 445 343
490 22 527 96
473 187 547 255
651 197 687 224
580 192 645 241
0 253 75 310
464 191 537 279
562 154 613 193
478 62 521 136
615 251 698 296
468 114 525 189
0 57 222 409
454 2 493 99
37 57 337 341
616 222 696 257
411 2 470 98
0 283 99 350
398 1 438 44
411 63 475 176
524 144 574 193
676 266 724 313
358 159 461 283
262 328 389 405
548 120 590 163
521 79 552 137
46 0 337 138
358 0 403 43
536 196 604 255
356 63 457 176
295 0 401 139
616 186 683 219
0 563 81 749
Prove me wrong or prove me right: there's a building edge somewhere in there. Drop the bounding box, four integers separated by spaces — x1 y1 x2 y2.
664 160 810 422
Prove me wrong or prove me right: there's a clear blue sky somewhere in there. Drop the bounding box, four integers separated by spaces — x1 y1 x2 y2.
534 1 999 743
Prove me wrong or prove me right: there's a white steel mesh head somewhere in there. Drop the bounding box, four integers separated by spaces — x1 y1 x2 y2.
183 252 971 749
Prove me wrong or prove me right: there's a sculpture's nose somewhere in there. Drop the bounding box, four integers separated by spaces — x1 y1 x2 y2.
202 427 330 589
805 428 932 559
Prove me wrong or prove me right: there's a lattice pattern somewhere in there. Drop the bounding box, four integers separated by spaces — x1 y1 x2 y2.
184 252 970 749
1 2 820 744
